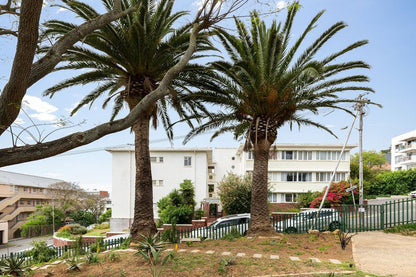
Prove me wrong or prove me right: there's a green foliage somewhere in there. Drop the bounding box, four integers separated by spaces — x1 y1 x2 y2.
70 210 96 227
89 238 105 253
218 255 235 275
95 223 110 229
367 169 416 195
194 209 205 220
28 240 56 263
218 173 252 215
0 256 27 276
120 237 131 249
160 224 179 244
351 151 387 167
98 209 112 224
68 224 87 235
310 181 358 208
384 223 416 236
156 180 196 224
297 191 321 208
73 236 85 256
21 205 65 237
136 233 172 277
85 252 100 264
106 252 120 262
220 227 242 241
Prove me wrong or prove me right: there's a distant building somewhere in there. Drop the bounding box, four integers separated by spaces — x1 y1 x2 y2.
391 130 416 171
107 144 354 232
0 170 65 241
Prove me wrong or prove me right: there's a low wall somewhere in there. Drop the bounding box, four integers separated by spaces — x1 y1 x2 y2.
269 203 299 212
53 235 105 247
162 218 209 232
271 212 298 222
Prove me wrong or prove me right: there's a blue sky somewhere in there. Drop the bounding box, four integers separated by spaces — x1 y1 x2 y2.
1 0 415 193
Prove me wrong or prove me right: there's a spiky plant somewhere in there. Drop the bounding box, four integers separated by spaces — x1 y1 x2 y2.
42 0 214 241
185 3 373 234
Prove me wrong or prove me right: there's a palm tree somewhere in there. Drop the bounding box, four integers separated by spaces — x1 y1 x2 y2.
184 4 373 235
43 0 214 241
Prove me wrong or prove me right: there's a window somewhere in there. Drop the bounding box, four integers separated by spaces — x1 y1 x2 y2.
152 180 157 186
36 201 40 205
269 150 278 160
23 187 27 192
281 172 312 182
268 193 279 203
39 189 43 193
231 165 235 169
298 151 312 160
316 151 346 161
208 184 215 193
282 151 296 160
150 156 157 162
19 200 24 205
9 185 13 191
27 201 31 205
316 172 347 182
152 180 164 187
159 157 164 163
158 180 163 186
231 157 235 160
184 156 192 166
285 193 297 203
247 151 254 159
267 172 279 182
33 188 37 193
14 186 18 192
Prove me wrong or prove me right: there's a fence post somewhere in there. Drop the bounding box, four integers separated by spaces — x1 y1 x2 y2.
380 204 384 230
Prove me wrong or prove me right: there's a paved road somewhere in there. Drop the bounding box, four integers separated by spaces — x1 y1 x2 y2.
0 236 53 255
352 231 416 276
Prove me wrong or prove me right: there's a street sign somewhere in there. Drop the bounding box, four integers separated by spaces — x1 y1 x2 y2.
346 185 357 192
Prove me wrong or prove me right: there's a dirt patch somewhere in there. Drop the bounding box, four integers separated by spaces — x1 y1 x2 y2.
32 233 354 277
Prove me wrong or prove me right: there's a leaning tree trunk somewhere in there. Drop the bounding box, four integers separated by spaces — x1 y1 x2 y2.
248 138 276 235
129 112 157 242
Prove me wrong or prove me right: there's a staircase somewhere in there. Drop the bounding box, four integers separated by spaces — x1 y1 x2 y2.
1 206 36 221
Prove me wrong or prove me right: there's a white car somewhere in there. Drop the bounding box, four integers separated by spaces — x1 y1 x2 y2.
274 208 341 233
409 191 416 198
187 214 250 239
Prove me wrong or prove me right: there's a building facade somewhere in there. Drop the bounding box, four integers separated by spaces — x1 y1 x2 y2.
0 170 64 240
391 130 416 171
107 144 354 232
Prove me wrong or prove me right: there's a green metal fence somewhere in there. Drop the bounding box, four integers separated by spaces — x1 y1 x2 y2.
341 197 416 232
0 237 127 267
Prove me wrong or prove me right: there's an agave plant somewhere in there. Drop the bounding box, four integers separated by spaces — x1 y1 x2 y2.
0 256 27 276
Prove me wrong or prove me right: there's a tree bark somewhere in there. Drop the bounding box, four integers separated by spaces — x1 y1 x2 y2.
248 138 276 235
130 114 157 242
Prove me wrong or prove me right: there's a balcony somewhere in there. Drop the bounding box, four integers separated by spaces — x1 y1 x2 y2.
399 142 416 153
400 155 416 165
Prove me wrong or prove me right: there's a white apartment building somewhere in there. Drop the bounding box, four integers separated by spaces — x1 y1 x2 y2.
107 144 354 232
391 130 416 171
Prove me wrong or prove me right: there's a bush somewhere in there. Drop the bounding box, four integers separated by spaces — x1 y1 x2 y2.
194 209 205 220
69 224 87 235
28 240 56 263
70 210 95 227
368 169 416 195
160 224 180 243
157 180 197 224
297 191 321 208
98 209 112 224
218 173 252 215
89 238 105 253
310 181 358 208
94 223 110 230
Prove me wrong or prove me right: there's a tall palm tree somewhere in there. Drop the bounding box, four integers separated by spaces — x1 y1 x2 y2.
185 4 373 235
43 0 214 241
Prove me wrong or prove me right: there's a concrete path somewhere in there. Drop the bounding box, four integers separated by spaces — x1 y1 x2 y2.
352 231 416 276
0 236 53 255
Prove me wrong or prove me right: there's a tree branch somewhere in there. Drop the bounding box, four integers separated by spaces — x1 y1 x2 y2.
0 0 240 167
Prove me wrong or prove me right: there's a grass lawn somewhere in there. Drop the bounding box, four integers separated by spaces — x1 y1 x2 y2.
85 228 110 237
31 233 378 276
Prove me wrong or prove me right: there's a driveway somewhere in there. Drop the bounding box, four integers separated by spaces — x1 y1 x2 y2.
352 231 416 276
0 236 53 255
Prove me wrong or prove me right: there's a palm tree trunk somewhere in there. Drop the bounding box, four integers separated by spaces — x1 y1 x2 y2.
248 138 276 235
130 114 157 242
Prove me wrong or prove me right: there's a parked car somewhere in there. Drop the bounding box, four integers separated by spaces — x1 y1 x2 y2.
409 191 416 198
187 213 250 239
274 208 341 233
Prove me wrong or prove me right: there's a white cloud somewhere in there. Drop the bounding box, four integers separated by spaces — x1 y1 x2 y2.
23 95 58 114
56 7 67 14
30 113 58 122
14 117 25 124
276 1 288 10
23 95 58 122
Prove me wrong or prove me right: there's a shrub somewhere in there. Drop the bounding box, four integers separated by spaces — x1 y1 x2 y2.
73 236 85 255
297 191 321 208
310 181 358 208
194 209 205 220
220 227 242 241
89 238 105 253
160 224 179 244
70 210 95 227
98 209 112 224
218 173 252 215
0 256 27 276
120 237 131 249
95 223 110 230
28 240 56 263
69 224 87 235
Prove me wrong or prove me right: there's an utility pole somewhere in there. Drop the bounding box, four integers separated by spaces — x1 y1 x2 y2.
354 94 368 213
